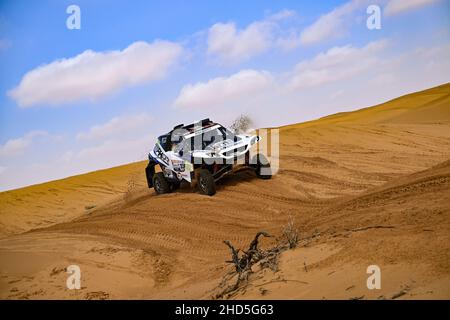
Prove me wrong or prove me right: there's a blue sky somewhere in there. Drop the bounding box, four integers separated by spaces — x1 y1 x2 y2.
0 0 449 191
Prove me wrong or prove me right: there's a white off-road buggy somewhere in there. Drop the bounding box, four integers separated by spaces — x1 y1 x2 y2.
145 118 271 196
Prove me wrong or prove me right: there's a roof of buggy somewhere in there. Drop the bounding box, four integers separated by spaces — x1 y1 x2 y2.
173 118 217 133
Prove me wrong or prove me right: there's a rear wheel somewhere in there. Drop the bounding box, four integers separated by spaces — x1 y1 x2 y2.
198 169 216 196
252 153 272 179
153 172 171 194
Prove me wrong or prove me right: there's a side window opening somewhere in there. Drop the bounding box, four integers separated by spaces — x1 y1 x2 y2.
174 137 194 159
158 135 172 152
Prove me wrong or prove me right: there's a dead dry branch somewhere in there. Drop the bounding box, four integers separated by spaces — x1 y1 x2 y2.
214 218 301 299
282 215 299 249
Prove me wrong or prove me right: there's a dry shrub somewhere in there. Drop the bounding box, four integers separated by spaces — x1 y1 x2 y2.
282 215 299 249
215 217 300 299
215 232 273 299
230 114 253 134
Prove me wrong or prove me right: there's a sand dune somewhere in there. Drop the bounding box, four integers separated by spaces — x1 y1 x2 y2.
0 83 449 299
234 160 450 300
0 161 147 237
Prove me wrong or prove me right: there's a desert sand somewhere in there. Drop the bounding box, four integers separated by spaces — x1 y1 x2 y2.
0 83 449 299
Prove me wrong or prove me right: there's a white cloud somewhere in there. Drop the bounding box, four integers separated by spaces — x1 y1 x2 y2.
276 32 303 51
174 69 274 109
9 40 183 107
76 113 153 141
384 0 439 16
0 131 47 158
300 0 369 45
0 112 158 191
74 136 151 167
206 10 298 64
62 134 154 177
289 40 388 89
39 113 157 190
175 39 390 111
416 42 450 70
267 9 296 21
370 72 396 86
0 166 6 175
0 133 154 191
207 21 274 64
68 112 154 170
299 0 440 45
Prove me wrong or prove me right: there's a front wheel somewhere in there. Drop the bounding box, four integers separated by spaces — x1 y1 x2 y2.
170 181 181 192
153 172 171 194
198 169 216 196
